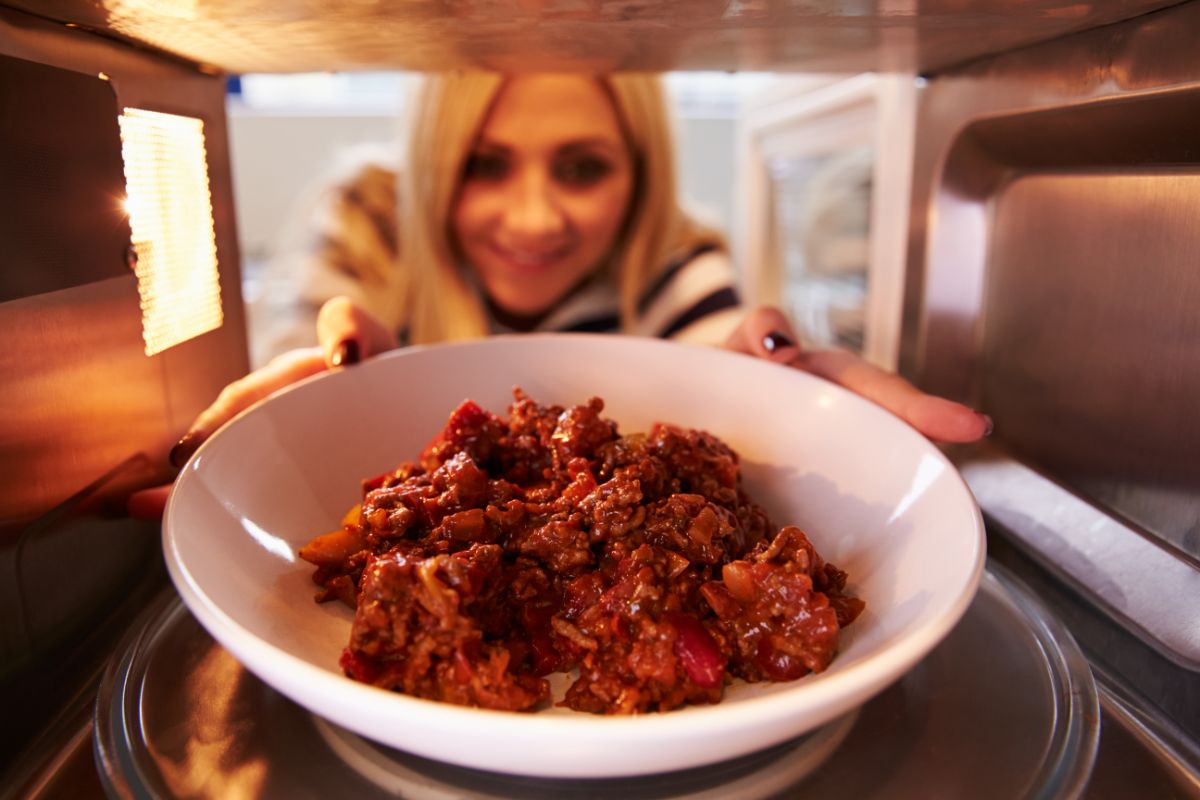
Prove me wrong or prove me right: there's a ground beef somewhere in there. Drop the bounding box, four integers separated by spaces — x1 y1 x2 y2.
299 389 864 714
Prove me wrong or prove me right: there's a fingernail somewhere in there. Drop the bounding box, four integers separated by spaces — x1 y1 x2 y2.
762 330 795 355
980 414 994 437
331 338 360 367
169 431 202 468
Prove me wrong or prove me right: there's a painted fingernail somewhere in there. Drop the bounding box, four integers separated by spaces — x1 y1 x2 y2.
331 338 360 367
762 330 795 354
980 414 994 437
169 431 202 468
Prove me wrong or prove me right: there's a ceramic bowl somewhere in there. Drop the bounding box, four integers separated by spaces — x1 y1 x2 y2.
164 334 985 778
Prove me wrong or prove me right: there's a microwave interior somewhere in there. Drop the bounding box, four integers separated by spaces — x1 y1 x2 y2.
1 1 1197 798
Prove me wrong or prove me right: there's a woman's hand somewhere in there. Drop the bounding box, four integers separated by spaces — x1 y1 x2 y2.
127 297 398 519
725 306 992 444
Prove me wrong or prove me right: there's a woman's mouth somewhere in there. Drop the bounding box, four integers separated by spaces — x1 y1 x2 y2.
488 243 571 273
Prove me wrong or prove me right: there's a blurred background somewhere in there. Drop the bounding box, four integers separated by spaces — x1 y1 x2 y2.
228 70 888 366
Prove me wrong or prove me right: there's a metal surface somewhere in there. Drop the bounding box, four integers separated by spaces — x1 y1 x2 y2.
0 8 250 791
94 568 1099 799
905 2 1200 558
0 53 130 303
0 5 250 525
0 0 1186 75
1093 673 1200 797
902 0 1200 760
959 449 1200 671
981 169 1200 550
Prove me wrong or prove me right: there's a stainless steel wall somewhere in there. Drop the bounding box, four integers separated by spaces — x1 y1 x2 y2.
904 0 1200 754
0 5 249 783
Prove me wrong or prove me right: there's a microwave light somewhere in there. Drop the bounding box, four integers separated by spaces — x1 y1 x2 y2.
118 107 222 357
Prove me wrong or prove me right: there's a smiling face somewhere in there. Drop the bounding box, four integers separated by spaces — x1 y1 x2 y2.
451 75 636 319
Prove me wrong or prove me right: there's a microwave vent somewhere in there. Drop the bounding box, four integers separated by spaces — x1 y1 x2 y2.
118 107 223 356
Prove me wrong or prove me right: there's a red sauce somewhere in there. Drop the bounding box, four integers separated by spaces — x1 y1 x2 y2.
299 389 864 714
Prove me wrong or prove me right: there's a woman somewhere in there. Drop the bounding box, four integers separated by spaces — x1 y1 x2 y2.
251 72 742 359
131 72 988 516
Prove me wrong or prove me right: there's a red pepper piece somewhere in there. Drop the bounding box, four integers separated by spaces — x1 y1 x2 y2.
664 612 725 689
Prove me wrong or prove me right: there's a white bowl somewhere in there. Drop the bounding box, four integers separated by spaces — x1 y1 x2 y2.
164 333 984 778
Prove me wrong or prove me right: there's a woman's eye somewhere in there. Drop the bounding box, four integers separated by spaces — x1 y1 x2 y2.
553 155 612 187
463 153 510 182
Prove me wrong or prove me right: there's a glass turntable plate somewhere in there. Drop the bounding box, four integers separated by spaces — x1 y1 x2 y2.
94 566 1098 799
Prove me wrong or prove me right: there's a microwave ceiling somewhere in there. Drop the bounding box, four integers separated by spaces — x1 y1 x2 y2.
4 0 1185 74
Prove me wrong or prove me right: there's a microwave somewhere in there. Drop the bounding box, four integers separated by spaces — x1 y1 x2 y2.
1 1 1196 797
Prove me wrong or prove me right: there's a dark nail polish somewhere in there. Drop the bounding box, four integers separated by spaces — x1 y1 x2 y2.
332 338 360 367
762 330 795 354
169 431 202 468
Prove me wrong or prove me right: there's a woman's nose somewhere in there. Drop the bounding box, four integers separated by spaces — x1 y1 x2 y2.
501 169 567 238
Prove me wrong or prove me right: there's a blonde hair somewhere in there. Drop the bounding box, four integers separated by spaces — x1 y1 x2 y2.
395 72 725 344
